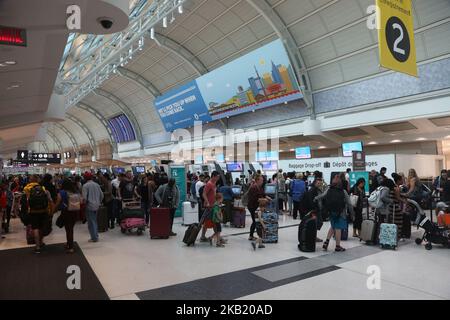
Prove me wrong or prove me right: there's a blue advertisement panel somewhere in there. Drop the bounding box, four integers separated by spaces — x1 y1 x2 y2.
154 39 303 131
154 80 211 131
170 166 186 218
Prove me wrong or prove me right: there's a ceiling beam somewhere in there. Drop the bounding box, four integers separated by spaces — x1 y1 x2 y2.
76 102 118 153
53 123 79 152
117 67 161 98
153 33 209 76
65 115 98 158
46 131 64 153
94 88 143 146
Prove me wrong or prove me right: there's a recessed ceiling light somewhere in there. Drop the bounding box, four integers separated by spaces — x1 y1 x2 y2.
289 149 295 152
318 146 326 149
368 141 378 145
4 61 16 65
416 137 427 141
391 140 402 143
279 150 284 153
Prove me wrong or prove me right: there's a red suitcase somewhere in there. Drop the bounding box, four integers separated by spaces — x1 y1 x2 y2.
150 207 171 239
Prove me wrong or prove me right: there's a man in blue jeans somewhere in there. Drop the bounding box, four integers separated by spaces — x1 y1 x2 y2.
82 172 104 242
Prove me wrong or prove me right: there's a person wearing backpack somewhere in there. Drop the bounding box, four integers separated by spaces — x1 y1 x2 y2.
155 178 181 237
315 175 354 252
22 175 53 254
54 179 80 254
277 173 287 212
291 173 306 220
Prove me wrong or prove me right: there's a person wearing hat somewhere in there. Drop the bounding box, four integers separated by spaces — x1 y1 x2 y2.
82 172 104 242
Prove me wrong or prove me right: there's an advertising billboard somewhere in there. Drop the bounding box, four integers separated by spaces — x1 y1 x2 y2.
155 39 303 131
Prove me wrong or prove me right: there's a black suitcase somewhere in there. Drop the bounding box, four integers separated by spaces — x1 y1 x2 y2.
298 215 317 252
183 224 201 246
402 213 412 239
97 206 108 233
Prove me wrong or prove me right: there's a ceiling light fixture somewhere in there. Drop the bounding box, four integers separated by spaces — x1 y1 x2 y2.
178 5 183 14
416 137 427 141
150 28 155 39
368 141 378 145
318 146 326 149
163 17 168 28
289 149 295 152
391 140 402 143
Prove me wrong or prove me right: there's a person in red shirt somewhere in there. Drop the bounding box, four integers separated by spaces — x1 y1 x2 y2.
200 171 220 242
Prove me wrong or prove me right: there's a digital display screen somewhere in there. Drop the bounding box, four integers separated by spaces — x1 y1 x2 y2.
264 184 277 195
342 141 363 157
195 155 203 164
216 154 225 163
0 26 27 47
232 186 242 196
295 147 312 159
132 166 146 174
261 161 278 171
108 114 136 143
226 162 244 172
255 151 279 161
113 167 125 174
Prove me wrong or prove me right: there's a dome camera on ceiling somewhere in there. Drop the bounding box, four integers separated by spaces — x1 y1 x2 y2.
97 17 114 30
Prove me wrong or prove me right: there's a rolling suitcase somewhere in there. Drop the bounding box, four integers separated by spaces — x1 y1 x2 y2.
183 224 201 246
262 211 279 244
150 207 171 239
182 201 199 226
379 208 398 250
360 219 377 244
232 207 246 228
298 214 317 252
97 206 108 233
402 213 412 239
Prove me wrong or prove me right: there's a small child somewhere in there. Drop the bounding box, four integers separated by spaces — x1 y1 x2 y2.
436 202 450 228
252 198 268 250
211 193 225 248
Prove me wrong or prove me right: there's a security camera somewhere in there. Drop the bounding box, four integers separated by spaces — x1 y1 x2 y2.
98 18 113 29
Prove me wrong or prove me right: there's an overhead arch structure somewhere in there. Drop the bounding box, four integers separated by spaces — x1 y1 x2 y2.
153 33 209 76
65 114 98 158
53 123 79 153
246 0 314 115
76 103 118 153
46 131 64 154
41 142 50 153
94 88 143 146
117 67 161 98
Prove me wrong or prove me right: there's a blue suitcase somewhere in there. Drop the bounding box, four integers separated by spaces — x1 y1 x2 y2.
262 211 278 244
379 211 398 250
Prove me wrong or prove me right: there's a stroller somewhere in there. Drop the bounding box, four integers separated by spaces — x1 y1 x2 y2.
411 199 450 250
120 201 147 236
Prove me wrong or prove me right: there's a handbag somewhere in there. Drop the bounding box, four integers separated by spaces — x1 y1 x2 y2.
56 212 65 228
350 194 359 208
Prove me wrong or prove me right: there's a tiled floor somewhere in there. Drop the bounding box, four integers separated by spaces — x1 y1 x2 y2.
1 212 449 300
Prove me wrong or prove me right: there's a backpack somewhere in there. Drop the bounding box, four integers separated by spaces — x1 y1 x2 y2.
368 186 387 209
67 192 81 211
324 187 345 213
28 185 49 214
291 179 306 202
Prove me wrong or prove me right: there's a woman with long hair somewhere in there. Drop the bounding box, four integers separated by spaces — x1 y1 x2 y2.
54 179 80 254
350 178 365 238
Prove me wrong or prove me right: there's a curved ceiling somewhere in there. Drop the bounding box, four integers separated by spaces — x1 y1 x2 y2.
3 0 450 158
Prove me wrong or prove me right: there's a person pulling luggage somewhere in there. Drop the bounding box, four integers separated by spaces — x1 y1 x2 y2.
155 178 180 237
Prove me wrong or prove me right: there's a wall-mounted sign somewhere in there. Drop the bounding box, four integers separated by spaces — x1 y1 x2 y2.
63 152 72 159
155 39 303 131
0 26 27 47
352 151 366 172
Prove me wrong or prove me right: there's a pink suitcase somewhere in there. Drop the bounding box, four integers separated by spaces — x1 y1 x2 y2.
120 218 146 236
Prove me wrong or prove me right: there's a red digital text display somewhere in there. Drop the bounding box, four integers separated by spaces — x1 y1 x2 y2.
0 26 27 46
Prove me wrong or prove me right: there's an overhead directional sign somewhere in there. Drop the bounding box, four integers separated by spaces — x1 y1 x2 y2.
31 153 61 164
17 150 28 161
377 0 417 77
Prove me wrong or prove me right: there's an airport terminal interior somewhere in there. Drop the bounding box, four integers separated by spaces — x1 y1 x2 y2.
0 0 450 301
